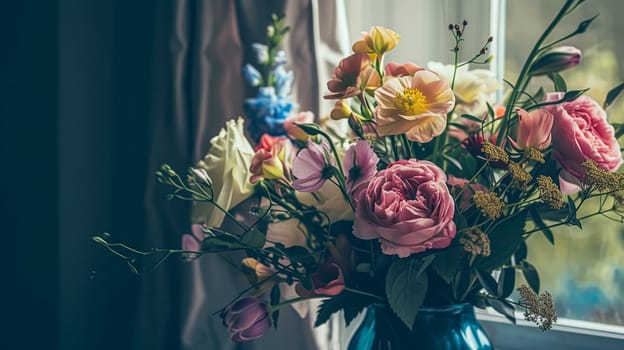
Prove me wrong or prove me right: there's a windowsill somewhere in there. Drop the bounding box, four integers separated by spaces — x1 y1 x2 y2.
476 308 624 349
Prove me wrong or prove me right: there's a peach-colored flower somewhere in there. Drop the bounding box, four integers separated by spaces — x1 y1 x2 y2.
325 53 371 100
512 108 553 150
384 61 423 77
284 111 314 141
352 26 400 58
374 70 455 142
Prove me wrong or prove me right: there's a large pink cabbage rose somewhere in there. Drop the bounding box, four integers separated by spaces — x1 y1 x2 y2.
544 93 623 192
352 159 456 257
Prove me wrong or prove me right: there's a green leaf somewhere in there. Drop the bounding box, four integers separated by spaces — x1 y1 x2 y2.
460 114 484 123
477 210 528 271
201 236 244 252
515 241 528 262
522 261 540 294
476 269 498 296
566 196 582 229
487 298 516 324
613 123 624 139
562 88 590 102
241 229 266 248
314 297 342 327
573 14 599 35
386 259 429 330
549 72 567 92
604 83 624 109
314 291 370 327
270 285 281 329
453 263 472 301
431 247 466 284
486 102 496 120
497 267 516 299
529 205 555 245
295 122 322 136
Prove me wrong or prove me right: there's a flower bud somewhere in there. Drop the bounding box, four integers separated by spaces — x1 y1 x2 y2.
222 297 271 342
528 46 581 76
352 26 400 57
249 148 284 183
512 108 553 150
330 99 352 120
284 111 315 141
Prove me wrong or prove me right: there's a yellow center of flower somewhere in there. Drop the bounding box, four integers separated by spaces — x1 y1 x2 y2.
394 88 428 115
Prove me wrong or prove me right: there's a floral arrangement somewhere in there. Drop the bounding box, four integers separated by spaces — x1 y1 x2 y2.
94 2 624 344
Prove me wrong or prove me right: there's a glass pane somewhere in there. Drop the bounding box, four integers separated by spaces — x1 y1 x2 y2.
506 0 624 326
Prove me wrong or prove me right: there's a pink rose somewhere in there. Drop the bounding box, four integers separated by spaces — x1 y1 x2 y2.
544 93 623 191
353 159 456 257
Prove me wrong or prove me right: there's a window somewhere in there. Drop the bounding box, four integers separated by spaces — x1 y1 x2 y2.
343 0 624 347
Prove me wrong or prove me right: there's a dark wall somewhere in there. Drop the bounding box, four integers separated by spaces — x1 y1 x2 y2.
1 0 59 349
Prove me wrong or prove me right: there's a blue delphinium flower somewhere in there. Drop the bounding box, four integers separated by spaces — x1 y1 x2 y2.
243 64 263 87
252 43 269 64
274 66 293 97
244 87 295 142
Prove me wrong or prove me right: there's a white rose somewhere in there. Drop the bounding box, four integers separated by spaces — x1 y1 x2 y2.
191 117 255 227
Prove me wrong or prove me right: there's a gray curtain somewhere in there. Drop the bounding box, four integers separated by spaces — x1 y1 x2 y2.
134 1 349 349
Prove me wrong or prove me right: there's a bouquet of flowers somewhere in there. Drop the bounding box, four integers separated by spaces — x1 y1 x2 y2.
95 2 624 345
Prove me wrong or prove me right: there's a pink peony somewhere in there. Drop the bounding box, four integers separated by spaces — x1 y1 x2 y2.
544 93 623 192
353 159 456 257
513 108 554 150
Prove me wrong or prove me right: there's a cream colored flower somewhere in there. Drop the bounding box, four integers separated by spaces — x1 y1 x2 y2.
427 62 500 118
374 70 455 142
297 181 354 224
191 117 255 227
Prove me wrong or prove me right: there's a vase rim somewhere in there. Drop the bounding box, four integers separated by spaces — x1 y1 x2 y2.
419 303 473 313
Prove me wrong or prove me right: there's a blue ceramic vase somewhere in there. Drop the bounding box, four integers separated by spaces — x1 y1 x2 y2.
348 303 493 350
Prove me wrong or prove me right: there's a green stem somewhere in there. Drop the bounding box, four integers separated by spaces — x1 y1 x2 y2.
344 287 386 302
497 0 576 146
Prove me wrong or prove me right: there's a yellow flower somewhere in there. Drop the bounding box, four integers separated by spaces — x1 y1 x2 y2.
352 26 400 58
374 70 455 142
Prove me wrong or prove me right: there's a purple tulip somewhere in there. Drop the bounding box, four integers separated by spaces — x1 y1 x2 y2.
222 297 271 342
528 46 581 76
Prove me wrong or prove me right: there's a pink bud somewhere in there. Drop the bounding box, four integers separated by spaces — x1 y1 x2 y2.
514 108 553 150
284 111 315 141
529 46 581 76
